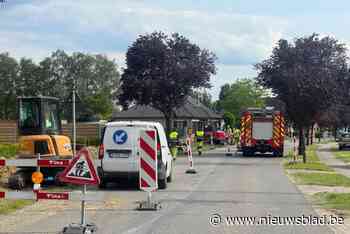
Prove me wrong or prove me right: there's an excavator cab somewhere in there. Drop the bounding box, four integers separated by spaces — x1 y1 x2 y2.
18 96 61 136
16 96 72 158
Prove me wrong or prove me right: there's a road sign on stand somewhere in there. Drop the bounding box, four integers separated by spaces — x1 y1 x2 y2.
59 148 100 185
138 129 160 210
59 148 99 233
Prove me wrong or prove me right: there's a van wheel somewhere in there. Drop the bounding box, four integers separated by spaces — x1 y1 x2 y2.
158 165 167 189
99 178 107 189
273 149 283 157
159 177 167 189
167 164 173 183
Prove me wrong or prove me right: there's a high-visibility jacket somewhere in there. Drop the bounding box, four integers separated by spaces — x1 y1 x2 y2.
233 129 240 138
196 131 204 137
169 131 178 139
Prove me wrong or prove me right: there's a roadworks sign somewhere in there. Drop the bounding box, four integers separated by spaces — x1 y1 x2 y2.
59 148 100 185
139 130 158 192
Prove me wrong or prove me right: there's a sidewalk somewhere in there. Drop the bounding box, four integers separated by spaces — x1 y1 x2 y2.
317 143 350 178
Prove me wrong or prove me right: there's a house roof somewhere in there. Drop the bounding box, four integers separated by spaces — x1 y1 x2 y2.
112 96 222 120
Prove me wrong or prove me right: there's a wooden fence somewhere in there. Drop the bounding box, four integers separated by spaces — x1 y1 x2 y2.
0 121 104 144
61 123 104 141
0 121 17 144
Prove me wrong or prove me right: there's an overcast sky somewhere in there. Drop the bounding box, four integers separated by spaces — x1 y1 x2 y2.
1 0 350 99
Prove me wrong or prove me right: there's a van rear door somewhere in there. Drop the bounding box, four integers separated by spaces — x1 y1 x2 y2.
102 126 139 173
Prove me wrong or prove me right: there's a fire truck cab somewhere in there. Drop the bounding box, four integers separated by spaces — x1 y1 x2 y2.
240 107 285 157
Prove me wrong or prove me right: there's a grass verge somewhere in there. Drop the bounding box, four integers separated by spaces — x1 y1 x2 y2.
284 145 333 171
291 172 350 187
285 162 333 171
335 151 350 163
313 192 350 211
0 200 34 215
0 144 18 159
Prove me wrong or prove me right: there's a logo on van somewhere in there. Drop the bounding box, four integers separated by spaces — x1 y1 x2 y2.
113 130 128 144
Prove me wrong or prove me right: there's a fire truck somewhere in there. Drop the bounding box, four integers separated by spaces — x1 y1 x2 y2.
240 107 285 157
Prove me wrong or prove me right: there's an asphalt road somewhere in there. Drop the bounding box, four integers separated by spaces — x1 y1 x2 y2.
5 146 334 234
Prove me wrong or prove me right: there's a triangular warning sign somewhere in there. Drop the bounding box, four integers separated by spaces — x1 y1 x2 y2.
59 148 100 185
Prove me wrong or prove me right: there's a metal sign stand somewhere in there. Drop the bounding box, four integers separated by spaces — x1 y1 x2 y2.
81 185 86 225
138 190 161 211
62 83 97 234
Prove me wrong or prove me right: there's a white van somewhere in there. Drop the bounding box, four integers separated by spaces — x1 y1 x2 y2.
97 121 173 189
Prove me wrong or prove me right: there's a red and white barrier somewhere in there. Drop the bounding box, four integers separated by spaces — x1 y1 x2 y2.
293 136 298 161
0 159 71 168
0 190 104 201
185 136 197 174
0 159 101 168
139 130 157 191
187 136 194 168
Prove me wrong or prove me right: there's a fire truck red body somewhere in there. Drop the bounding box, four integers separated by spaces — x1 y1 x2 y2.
240 107 285 157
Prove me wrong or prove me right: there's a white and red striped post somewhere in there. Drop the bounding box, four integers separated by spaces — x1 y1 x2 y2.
186 135 197 174
293 135 298 162
138 129 160 210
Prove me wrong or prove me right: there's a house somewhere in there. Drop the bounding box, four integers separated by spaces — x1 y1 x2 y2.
111 96 223 136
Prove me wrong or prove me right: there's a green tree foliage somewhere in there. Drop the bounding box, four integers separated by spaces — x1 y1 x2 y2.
0 53 19 119
118 32 217 131
0 51 120 121
256 34 348 161
223 111 236 129
217 78 266 120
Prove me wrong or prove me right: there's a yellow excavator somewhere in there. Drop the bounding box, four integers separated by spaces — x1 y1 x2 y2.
8 96 73 189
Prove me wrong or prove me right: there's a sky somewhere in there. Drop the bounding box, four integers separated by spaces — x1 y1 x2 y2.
1 0 350 99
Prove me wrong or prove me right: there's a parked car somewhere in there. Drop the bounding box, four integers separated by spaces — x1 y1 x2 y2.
338 132 350 150
213 130 226 144
97 121 174 189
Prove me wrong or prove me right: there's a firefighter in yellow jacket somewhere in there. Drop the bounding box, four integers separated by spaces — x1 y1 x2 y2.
169 130 179 160
233 128 240 145
196 129 204 156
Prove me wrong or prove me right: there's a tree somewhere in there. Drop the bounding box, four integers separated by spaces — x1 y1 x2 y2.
0 53 19 119
18 58 41 96
41 50 120 121
118 32 217 132
256 34 348 162
223 111 236 129
217 78 266 122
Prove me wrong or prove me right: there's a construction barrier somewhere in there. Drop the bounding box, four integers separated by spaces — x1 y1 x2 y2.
185 136 197 174
0 190 103 201
0 159 71 167
138 129 160 210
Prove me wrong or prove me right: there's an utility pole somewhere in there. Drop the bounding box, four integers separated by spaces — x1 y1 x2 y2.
72 79 76 157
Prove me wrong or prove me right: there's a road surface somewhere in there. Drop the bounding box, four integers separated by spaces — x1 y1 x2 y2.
2 147 333 234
